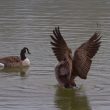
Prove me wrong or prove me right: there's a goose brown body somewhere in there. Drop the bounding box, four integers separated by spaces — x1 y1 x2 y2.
0 56 21 67
50 27 101 88
0 47 31 68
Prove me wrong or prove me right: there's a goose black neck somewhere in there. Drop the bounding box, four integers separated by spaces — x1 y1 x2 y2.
20 47 27 60
20 50 26 60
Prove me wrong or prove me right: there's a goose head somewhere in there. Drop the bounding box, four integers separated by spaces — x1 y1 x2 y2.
20 47 31 61
20 47 31 66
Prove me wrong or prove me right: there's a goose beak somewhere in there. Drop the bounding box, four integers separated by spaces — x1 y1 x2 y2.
27 50 31 54
25 47 31 54
28 52 31 54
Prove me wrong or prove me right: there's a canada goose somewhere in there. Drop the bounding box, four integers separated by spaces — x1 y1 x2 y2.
0 47 31 68
50 27 101 88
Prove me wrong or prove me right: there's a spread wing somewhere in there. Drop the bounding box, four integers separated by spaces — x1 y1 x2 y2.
50 27 71 62
72 32 101 79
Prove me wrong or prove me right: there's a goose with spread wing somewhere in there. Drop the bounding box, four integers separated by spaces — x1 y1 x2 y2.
50 27 101 88
0 47 31 69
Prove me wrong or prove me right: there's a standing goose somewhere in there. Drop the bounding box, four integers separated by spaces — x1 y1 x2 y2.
0 47 31 68
50 27 101 88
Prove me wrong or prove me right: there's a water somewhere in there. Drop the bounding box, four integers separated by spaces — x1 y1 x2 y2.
0 0 109 110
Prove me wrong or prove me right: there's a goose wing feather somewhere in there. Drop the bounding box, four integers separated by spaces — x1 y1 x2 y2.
50 27 71 62
72 32 101 79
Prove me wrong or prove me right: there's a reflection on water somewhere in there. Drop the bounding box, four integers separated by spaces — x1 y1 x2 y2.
0 67 29 77
55 87 91 110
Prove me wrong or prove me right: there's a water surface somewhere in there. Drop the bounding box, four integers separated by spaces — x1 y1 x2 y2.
0 0 109 110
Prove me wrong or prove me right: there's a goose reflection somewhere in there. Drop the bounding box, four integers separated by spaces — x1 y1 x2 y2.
54 87 91 110
0 66 29 77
